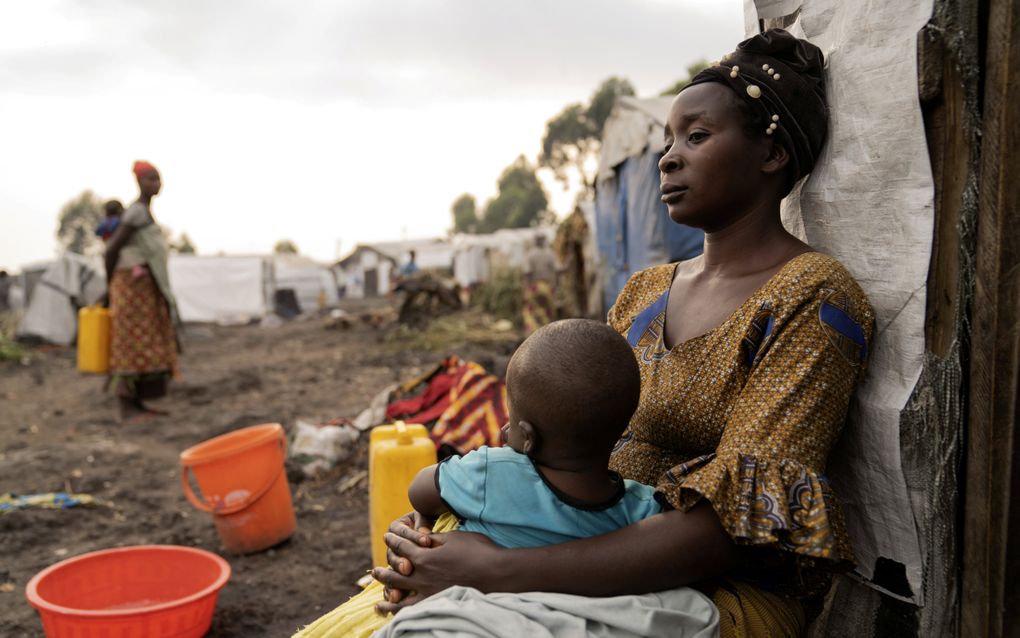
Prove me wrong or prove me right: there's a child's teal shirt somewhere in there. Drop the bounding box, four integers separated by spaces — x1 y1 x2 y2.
436 446 663 549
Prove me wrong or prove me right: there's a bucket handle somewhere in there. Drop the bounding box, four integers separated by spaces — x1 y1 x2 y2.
181 436 287 515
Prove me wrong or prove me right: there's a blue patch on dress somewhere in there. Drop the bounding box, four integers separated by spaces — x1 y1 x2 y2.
818 291 868 365
627 290 669 348
741 303 775 367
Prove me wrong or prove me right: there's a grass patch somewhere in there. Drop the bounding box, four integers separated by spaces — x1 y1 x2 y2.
470 270 523 324
0 312 26 363
384 307 519 353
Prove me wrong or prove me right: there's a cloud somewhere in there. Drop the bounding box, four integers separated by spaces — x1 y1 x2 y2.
1 0 742 102
0 0 746 270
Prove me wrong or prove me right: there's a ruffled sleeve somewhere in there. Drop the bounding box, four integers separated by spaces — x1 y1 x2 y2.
657 282 874 565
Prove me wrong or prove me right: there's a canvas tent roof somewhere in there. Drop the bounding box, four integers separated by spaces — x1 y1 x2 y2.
337 245 394 268
597 96 674 182
16 253 105 345
366 238 455 271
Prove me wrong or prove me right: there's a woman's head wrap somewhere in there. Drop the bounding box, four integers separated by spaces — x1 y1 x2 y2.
685 29 828 182
132 160 157 178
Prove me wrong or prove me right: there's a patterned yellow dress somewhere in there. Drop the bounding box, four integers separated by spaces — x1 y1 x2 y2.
608 251 874 636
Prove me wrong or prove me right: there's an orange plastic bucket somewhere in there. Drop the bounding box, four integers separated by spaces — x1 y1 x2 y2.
180 423 296 554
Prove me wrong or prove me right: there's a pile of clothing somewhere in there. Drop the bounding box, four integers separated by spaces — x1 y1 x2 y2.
385 356 507 458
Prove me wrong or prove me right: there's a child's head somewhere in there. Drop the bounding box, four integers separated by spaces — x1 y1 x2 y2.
503 318 639 464
104 199 124 217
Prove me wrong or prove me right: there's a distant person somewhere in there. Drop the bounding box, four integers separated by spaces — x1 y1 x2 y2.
0 270 10 312
294 319 718 637
553 206 591 317
399 250 420 278
104 161 180 422
521 234 559 335
95 199 124 241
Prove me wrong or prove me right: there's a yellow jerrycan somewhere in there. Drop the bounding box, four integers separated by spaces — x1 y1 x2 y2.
368 421 437 567
77 306 111 373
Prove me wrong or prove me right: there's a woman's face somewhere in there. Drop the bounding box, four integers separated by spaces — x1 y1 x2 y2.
139 170 162 197
659 82 769 232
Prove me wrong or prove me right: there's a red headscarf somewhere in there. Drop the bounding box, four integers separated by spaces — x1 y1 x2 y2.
132 160 157 177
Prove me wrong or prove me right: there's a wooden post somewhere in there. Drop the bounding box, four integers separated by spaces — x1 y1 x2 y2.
961 0 1020 634
919 23 970 358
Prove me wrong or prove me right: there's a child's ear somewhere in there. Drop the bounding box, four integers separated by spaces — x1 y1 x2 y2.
518 420 539 456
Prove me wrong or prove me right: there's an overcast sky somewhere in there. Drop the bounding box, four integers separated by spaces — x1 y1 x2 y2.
1 0 744 270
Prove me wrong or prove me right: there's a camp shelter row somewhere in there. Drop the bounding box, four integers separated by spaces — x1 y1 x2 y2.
14 95 699 343
335 228 557 299
338 96 706 314
14 253 341 344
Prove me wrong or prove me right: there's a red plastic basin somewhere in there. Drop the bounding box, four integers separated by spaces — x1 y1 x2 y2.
26 545 231 638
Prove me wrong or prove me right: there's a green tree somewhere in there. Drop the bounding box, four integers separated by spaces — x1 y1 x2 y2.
173 233 197 254
480 156 549 232
274 239 299 254
451 193 479 234
660 59 711 96
56 190 104 255
539 76 635 192
586 76 637 135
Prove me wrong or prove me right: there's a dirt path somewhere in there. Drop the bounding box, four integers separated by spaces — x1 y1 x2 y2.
0 309 516 636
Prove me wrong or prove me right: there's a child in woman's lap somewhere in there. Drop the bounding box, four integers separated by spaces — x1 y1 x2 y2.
295 318 661 637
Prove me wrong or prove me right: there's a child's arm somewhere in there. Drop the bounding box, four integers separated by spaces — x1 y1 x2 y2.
407 464 448 520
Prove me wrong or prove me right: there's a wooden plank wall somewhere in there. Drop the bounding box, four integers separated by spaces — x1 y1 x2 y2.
961 0 1020 635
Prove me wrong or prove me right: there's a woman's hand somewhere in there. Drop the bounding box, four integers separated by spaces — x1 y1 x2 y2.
374 504 737 615
373 521 503 614
376 512 434 609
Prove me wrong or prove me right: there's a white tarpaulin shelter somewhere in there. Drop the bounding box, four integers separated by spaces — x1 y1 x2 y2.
451 227 555 287
336 246 395 299
168 255 274 324
371 238 456 272
273 255 339 313
740 0 934 602
16 253 105 345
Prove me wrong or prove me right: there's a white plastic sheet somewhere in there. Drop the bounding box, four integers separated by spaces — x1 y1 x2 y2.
168 255 273 324
16 254 105 345
743 0 934 601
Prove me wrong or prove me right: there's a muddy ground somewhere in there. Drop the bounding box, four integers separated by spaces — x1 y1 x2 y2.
0 302 518 636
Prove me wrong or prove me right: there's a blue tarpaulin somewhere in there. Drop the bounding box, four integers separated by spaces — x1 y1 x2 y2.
594 146 703 316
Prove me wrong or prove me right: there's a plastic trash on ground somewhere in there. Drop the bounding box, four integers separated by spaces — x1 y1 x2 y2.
290 419 360 477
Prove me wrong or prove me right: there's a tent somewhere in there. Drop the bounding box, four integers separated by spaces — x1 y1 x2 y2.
168 255 274 323
17 260 54 309
338 238 457 298
593 96 704 315
336 246 396 299
451 227 555 288
272 255 340 313
370 238 456 272
16 253 105 345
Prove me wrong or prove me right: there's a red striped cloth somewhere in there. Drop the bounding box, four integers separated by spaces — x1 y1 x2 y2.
385 356 507 456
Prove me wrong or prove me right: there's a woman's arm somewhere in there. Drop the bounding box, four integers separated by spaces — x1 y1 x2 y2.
103 223 136 285
373 500 737 612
